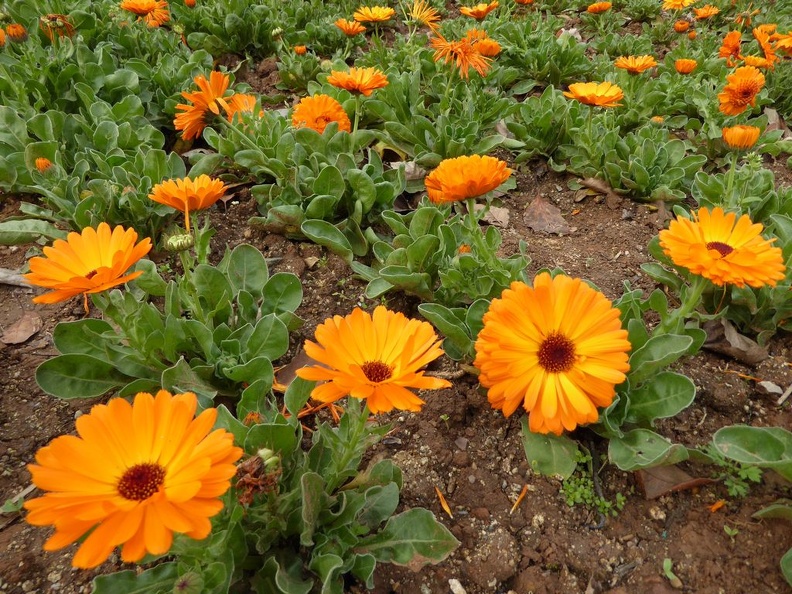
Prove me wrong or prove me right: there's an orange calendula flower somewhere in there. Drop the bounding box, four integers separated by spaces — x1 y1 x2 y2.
693 5 719 19
742 55 772 69
292 94 351 134
662 0 695 9
722 124 761 149
718 30 743 66
326 67 389 96
515 0 535 4
24 390 242 569
687 30 696 40
24 223 152 306
295 306 451 414
717 65 765 116
39 14 76 41
752 25 777 68
563 81 624 108
673 20 690 32
335 18 367 36
34 157 54 173
149 175 228 232
174 71 232 140
431 34 492 78
586 2 611 13
293 45 307 55
118 0 170 27
424 155 511 204
674 58 697 74
659 207 785 288
475 37 501 57
474 273 631 434
0 29 5 47
410 0 441 32
460 1 499 20
185 0 196 6
5 23 28 42
614 55 658 74
225 93 260 120
353 5 396 23
776 32 792 55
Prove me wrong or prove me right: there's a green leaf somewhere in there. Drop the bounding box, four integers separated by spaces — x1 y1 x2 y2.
752 500 792 522
358 483 400 529
92 563 178 594
0 218 67 244
161 359 217 402
609 429 689 470
52 319 114 356
245 314 289 361
521 418 578 479
226 244 269 295
624 371 696 425
36 354 131 399
285 377 314 417
781 548 792 587
713 426 792 481
355 508 459 568
628 333 693 385
130 259 166 297
245 422 299 456
301 220 353 263
300 472 326 546
418 304 471 357
261 273 303 315
313 165 345 200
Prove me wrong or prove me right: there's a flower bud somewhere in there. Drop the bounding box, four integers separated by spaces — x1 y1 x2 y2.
166 233 195 252
257 448 281 471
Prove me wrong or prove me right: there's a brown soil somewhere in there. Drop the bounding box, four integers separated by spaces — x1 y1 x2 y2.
1 158 792 594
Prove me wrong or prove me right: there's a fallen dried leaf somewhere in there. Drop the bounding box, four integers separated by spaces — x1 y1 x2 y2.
579 177 623 209
1 312 42 345
703 319 768 365
475 204 510 228
636 465 717 499
524 196 572 234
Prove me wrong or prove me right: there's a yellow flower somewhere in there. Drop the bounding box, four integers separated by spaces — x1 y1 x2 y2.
295 306 451 413
326 67 389 96
721 124 761 150
659 207 785 288
460 1 499 20
24 391 242 568
662 0 696 9
674 58 697 74
353 6 396 23
148 175 229 232
717 65 765 116
410 0 441 32
424 155 511 204
118 0 169 27
292 94 351 134
563 81 624 107
474 273 631 434
24 223 151 307
614 55 658 74
174 71 232 141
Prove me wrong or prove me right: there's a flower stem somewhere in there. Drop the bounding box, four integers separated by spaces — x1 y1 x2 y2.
725 152 738 209
327 399 372 492
217 116 260 153
464 197 501 271
657 274 709 335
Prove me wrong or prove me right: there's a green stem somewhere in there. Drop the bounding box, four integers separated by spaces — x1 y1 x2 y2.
657 274 709 335
725 152 738 209
328 400 371 492
464 197 501 271
217 116 260 152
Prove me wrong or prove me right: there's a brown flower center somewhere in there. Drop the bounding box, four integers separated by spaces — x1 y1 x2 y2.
85 269 98 279
537 332 576 373
706 241 734 257
361 360 393 383
117 463 166 501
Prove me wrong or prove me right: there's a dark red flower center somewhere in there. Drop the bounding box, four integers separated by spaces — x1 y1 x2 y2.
117 463 166 501
706 241 734 257
361 360 393 383
537 332 576 373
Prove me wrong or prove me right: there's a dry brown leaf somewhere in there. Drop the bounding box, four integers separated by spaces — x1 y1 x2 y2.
1 312 42 345
524 196 572 234
636 465 717 499
703 319 768 365
579 177 623 209
474 204 510 228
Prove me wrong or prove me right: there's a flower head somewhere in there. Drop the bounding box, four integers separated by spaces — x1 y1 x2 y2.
119 0 170 27
35 157 54 174
424 155 511 204
563 81 624 107
5 23 28 41
775 32 792 55
24 223 151 306
39 14 76 41
335 18 367 36
295 306 451 413
659 207 785 288
694 5 719 19
24 390 242 568
475 37 501 57
174 71 232 140
673 19 690 32
292 94 351 134
674 58 697 74
460 1 499 20
752 25 777 68
410 0 441 32
430 34 492 78
614 55 658 74
326 67 389 96
721 124 761 150
293 44 307 55
149 175 228 232
515 0 535 4
185 0 196 7
0 29 5 47
225 93 260 121
474 273 631 434
717 65 765 116
353 6 396 23
718 30 743 66
586 2 611 14
662 0 696 9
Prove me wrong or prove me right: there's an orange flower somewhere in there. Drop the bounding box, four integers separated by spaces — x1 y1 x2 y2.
335 18 367 36
718 30 743 66
174 71 232 141
149 175 229 232
295 306 451 414
410 0 441 32
742 55 773 69
586 2 611 13
24 223 152 306
24 390 242 568
225 94 260 121
662 0 696 9
326 67 389 96
752 26 777 68
118 0 170 27
659 207 785 288
475 37 501 57
674 58 697 74
185 0 196 6
0 29 5 47
294 45 307 55
717 65 765 116
515 0 534 4
614 55 657 74
430 34 492 78
38 14 76 41
563 81 624 108
292 94 351 134
473 273 631 434
776 32 792 55
353 6 396 23
722 124 761 149
5 23 28 42
673 20 690 33
693 5 719 19
34 157 54 173
424 155 511 204
687 30 696 40
460 1 499 20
